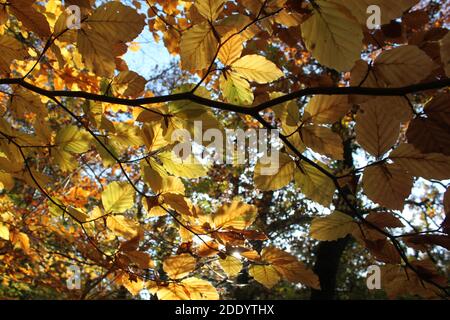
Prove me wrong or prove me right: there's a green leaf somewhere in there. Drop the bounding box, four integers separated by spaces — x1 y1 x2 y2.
219 72 254 106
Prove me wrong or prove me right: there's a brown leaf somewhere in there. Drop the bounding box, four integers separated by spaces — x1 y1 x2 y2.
444 188 450 216
362 164 413 210
390 143 450 180
300 125 343 160
407 117 450 156
424 93 450 127
365 239 401 264
403 234 450 251
366 212 404 229
356 100 401 158
9 0 51 38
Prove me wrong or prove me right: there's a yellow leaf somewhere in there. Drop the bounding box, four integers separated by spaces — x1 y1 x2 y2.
219 256 243 277
56 125 91 154
231 54 283 84
0 223 9 241
0 172 14 191
148 282 190 300
219 72 254 105
118 272 145 296
9 0 51 38
254 153 295 191
137 109 165 124
102 182 135 213
301 0 363 71
213 200 258 230
158 151 207 179
106 215 139 239
0 35 28 74
294 162 335 207
67 206 88 223
303 95 350 124
162 193 194 216
9 87 47 119
11 231 30 253
128 42 141 52
163 253 197 279
249 265 280 289
180 22 218 71
77 30 116 77
273 9 304 27
77 2 145 76
180 277 219 300
150 277 219 300
362 164 413 210
270 91 299 129
144 164 185 195
218 33 244 65
261 247 320 289
310 211 357 241
52 148 77 172
112 71 147 98
124 251 153 269
215 14 256 40
142 122 167 152
109 123 144 152
84 2 145 44
195 0 226 21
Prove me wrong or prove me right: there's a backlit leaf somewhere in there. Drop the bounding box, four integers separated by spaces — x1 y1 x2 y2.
163 253 197 279
249 264 280 289
301 0 363 71
310 211 357 241
102 182 135 213
219 256 243 277
231 54 284 84
362 163 413 210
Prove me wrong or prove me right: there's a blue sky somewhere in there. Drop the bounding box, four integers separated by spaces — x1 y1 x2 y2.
123 25 173 79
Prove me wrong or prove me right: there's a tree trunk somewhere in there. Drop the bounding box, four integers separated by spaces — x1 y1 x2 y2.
311 119 356 300
310 237 350 300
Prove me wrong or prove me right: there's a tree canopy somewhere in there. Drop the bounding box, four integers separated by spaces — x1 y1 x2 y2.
0 0 449 300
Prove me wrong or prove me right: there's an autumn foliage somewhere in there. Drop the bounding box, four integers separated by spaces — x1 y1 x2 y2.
0 0 449 300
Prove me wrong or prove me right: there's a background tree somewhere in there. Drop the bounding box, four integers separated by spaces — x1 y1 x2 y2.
0 0 449 300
